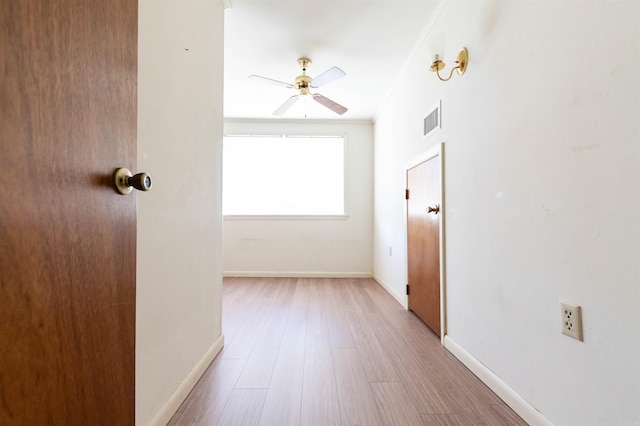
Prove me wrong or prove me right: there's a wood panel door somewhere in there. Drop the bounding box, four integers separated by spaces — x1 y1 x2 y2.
0 1 138 424
407 155 441 336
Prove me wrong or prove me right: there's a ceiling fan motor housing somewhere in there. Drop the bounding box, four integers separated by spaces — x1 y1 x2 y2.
295 58 312 94
295 74 312 94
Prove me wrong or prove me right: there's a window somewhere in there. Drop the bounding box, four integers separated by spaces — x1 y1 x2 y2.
223 135 345 216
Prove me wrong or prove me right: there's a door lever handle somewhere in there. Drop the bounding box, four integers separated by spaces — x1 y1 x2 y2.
114 168 152 195
427 204 440 214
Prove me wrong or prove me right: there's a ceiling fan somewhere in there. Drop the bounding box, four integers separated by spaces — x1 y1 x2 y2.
249 58 348 116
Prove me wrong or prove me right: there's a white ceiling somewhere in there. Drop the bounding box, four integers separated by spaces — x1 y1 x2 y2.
223 0 440 121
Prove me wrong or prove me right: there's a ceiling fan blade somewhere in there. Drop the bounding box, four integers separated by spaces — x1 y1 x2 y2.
273 95 300 116
249 74 295 89
310 66 346 88
312 93 348 115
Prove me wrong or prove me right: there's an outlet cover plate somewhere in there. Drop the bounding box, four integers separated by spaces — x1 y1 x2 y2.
560 301 583 341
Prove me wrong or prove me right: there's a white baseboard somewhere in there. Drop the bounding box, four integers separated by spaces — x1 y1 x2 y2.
444 336 551 426
223 271 373 278
372 274 408 309
147 334 225 426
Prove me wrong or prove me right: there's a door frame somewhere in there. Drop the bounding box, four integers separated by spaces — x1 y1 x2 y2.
404 142 446 343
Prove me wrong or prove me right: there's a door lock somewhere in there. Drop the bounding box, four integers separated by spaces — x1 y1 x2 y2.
427 204 440 214
114 168 152 195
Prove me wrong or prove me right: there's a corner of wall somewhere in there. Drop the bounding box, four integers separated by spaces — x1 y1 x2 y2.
444 336 551 426
146 336 224 426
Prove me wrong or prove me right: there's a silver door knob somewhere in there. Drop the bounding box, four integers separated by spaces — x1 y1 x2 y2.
114 168 152 195
427 204 440 214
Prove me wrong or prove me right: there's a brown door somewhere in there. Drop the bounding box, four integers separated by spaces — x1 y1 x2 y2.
407 155 441 336
0 1 137 424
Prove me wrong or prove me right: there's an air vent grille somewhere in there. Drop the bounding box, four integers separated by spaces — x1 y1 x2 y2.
423 103 441 138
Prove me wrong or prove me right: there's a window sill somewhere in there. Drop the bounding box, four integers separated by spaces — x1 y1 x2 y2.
223 215 349 221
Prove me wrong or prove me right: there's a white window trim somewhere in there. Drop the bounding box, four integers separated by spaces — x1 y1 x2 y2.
222 133 349 219
223 214 349 221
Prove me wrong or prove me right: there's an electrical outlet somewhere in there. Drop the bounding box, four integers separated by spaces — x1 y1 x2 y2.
560 301 583 341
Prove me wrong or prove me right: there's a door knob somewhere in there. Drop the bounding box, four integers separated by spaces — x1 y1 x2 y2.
427 204 440 214
114 168 152 195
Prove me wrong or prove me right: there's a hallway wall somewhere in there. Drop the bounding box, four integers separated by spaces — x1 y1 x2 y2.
373 1 640 425
137 1 224 424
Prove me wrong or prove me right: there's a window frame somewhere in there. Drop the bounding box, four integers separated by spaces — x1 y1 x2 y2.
222 133 349 220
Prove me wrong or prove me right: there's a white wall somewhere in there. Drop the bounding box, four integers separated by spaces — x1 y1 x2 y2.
224 119 373 277
373 1 640 425
137 1 224 424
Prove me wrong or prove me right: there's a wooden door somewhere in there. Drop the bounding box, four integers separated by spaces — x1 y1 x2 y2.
407 155 441 336
0 1 137 424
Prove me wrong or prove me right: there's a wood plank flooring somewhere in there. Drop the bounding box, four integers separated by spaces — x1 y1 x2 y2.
168 278 526 426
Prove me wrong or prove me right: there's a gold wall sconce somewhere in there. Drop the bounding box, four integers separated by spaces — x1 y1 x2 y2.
430 47 468 81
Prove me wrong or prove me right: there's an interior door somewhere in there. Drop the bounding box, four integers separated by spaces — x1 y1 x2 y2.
407 155 442 337
0 1 137 424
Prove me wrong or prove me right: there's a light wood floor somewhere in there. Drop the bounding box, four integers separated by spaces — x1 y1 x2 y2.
169 277 526 425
